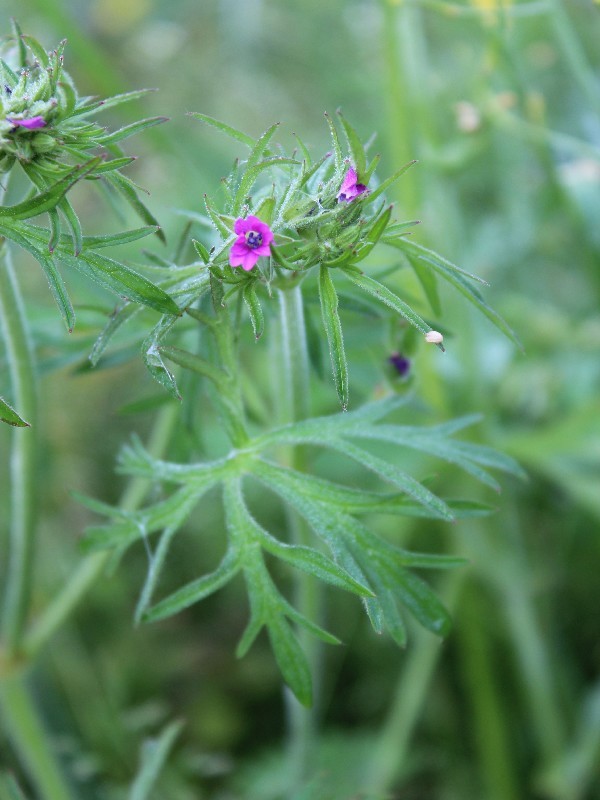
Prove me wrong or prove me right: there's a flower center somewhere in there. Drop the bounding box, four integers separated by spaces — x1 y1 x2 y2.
245 230 263 249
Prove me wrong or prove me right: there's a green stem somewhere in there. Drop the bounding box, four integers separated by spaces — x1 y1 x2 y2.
277 285 318 789
0 243 38 658
277 285 311 424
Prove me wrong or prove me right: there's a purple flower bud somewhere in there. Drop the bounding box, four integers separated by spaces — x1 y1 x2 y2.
7 116 46 130
337 167 368 203
388 353 411 377
229 215 274 271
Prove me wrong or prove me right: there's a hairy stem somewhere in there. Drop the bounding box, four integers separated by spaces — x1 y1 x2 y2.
277 285 319 789
0 243 38 658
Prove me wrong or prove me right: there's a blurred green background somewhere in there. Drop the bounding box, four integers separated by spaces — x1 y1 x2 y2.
1 0 599 798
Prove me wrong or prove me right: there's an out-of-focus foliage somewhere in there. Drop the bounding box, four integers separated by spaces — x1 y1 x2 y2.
1 1 599 799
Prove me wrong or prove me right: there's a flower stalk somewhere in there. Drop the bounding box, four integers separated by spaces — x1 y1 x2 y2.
0 241 38 658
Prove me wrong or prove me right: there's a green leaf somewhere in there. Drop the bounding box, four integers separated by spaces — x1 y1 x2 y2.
356 204 393 260
243 283 264 340
144 549 239 622
128 720 183 800
11 19 28 68
324 112 343 174
192 238 210 264
142 316 181 398
95 116 168 146
232 121 280 212
0 221 75 331
159 346 228 389
343 267 440 343
319 266 349 409
187 112 256 148
204 194 232 239
233 157 299 216
105 172 166 244
363 160 418 205
407 243 522 348
0 396 30 427
20 34 50 67
256 519 373 598
0 159 101 221
62 251 179 315
267 616 313 707
91 156 137 175
337 111 367 177
74 88 158 117
409 256 442 316
58 197 83 255
83 226 158 250
393 566 452 636
324 438 454 521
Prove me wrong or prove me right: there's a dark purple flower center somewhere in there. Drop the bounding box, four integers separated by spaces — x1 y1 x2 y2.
245 230 263 249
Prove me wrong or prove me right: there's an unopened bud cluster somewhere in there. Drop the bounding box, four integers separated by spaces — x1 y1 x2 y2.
0 35 68 171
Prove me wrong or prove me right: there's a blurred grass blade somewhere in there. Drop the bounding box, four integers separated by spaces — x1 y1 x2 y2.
128 720 183 800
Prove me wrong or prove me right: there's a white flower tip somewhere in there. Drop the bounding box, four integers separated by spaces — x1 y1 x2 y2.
425 330 444 344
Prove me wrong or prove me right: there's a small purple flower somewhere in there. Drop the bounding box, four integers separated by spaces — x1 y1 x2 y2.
388 353 411 378
7 116 46 130
229 215 274 271
337 167 368 202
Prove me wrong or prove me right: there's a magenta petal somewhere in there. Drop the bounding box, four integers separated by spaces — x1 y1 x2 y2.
254 243 271 257
8 116 46 130
234 218 251 235
339 167 357 194
241 251 258 271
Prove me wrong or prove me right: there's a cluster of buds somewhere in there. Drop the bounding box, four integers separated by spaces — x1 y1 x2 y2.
0 26 70 172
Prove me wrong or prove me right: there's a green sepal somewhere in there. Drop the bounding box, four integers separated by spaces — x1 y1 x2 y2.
337 110 367 177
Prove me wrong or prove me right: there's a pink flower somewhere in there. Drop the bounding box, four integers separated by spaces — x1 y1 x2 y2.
229 215 274 271
7 116 46 130
337 167 368 202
